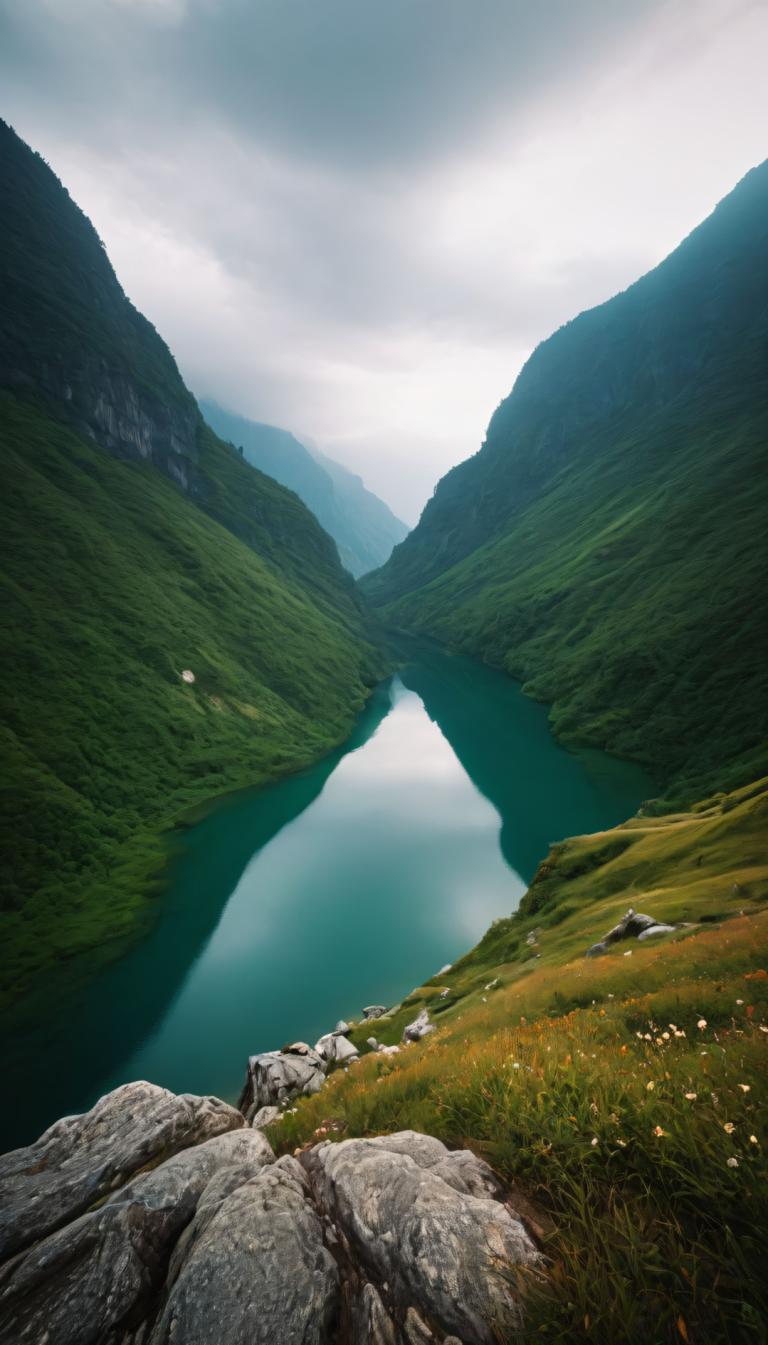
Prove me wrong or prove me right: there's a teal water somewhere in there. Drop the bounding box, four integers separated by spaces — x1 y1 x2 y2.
1 652 650 1150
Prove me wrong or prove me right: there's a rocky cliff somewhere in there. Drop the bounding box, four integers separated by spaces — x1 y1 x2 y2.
0 118 200 483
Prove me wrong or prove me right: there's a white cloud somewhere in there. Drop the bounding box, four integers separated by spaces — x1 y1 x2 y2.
1 0 765 520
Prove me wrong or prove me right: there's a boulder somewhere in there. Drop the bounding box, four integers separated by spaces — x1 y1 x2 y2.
251 1105 282 1129
302 1130 539 1344
637 922 676 940
238 1046 326 1116
402 1008 435 1043
315 1032 360 1065
363 1005 389 1021
0 1128 273 1344
586 907 676 957
0 1081 243 1262
335 1020 351 1035
148 1157 338 1345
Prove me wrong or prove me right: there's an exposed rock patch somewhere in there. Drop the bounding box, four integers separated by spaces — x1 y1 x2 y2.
0 1088 541 1344
586 907 677 957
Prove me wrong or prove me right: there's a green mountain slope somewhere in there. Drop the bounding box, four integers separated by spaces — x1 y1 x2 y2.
0 121 382 1003
200 399 408 577
364 163 768 806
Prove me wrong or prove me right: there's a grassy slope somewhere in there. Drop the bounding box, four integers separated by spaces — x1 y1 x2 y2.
277 776 768 1343
0 393 381 1005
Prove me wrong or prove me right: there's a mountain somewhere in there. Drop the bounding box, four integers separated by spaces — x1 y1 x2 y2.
200 399 409 577
364 162 768 807
0 119 383 1004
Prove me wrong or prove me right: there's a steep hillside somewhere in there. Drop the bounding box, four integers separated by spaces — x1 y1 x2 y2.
364 163 768 806
279 776 768 1343
0 122 383 1003
201 399 408 576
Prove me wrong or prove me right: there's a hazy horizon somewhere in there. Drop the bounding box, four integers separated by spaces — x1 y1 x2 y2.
1 0 765 521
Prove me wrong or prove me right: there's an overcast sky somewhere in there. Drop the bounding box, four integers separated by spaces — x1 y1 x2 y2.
1 0 766 521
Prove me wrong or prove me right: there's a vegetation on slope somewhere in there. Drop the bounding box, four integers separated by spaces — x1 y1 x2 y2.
0 393 382 1006
363 162 768 806
277 776 768 1344
200 399 408 577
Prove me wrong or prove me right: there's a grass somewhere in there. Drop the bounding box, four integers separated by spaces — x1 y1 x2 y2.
272 776 768 1343
0 393 383 1006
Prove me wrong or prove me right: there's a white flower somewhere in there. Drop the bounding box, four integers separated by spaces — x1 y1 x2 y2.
697 1018 707 1030
736 999 744 1006
727 1157 739 1168
724 1122 736 1134
749 1135 758 1144
737 1084 751 1093
591 1137 599 1147
512 1062 520 1069
684 1092 697 1101
646 1081 655 1091
760 1026 768 1034
662 1032 670 1041
623 951 633 957
180 669 196 684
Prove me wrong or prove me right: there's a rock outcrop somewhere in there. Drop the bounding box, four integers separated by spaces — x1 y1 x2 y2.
586 907 677 957
0 1087 541 1344
238 1043 327 1119
402 1008 435 1043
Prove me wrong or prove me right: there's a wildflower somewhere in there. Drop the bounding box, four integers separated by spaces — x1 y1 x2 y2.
662 1032 670 1041
749 1135 758 1144
760 1025 768 1033
646 1081 655 1091
644 1033 652 1041
737 1084 751 1093
656 1038 664 1047
726 1157 739 1168
591 1137 599 1147
653 1126 666 1137
617 1138 627 1147
512 1062 520 1069
724 1122 736 1134
697 1019 707 1030
684 1092 697 1100
620 1044 628 1055
668 1023 677 1031
736 999 744 1006
623 951 633 957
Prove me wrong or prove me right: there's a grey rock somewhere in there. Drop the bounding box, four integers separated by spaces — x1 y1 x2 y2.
404 1305 436 1343
302 1132 539 1344
367 1036 381 1050
352 1282 399 1345
586 907 676 957
402 1008 435 1043
0 1129 273 1345
149 1156 338 1345
637 923 676 940
315 1032 360 1065
251 1105 282 1130
238 1047 326 1114
335 1020 351 1035
363 1005 389 1021
0 1081 243 1262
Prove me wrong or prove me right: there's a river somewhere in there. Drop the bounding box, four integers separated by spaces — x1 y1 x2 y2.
1 651 651 1150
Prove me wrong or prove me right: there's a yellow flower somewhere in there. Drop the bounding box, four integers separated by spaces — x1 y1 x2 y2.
653 1126 666 1137
749 1135 758 1144
646 1081 655 1091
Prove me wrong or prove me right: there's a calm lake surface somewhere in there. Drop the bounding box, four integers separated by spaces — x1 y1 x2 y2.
2 651 651 1149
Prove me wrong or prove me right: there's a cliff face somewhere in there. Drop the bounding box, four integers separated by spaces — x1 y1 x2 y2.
0 118 199 482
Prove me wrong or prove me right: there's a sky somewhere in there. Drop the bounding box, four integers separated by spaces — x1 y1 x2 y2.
1 0 766 522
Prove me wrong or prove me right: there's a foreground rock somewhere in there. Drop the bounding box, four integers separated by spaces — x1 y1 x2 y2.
0 1087 541 1344
238 1042 326 1118
0 1081 243 1262
586 907 676 957
303 1130 539 1343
